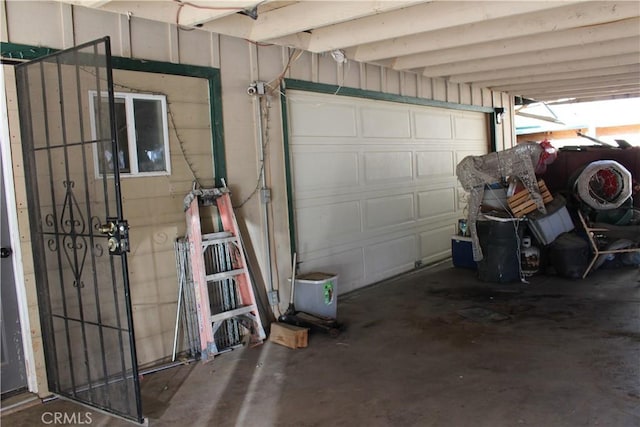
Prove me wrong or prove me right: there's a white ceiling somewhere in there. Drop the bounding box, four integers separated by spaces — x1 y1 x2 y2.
62 1 640 104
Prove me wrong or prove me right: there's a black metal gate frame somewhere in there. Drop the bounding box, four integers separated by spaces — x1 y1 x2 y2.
16 37 143 423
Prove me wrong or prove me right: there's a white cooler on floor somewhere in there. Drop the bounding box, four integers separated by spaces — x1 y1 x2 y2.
290 272 338 319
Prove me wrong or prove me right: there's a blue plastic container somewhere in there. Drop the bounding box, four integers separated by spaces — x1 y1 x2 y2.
451 236 477 269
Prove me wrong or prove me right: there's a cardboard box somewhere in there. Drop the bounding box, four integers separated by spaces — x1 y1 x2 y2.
269 322 309 349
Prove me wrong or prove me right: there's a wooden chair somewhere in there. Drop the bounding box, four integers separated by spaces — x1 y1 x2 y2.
577 210 640 278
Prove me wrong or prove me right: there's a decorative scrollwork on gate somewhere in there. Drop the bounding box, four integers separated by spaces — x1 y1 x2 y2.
58 181 89 289
60 180 86 235
62 234 88 289
44 213 56 232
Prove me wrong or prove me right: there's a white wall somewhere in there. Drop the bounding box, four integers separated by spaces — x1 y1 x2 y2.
1 0 515 393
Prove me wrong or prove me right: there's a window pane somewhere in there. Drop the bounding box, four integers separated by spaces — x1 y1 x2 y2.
95 97 130 174
133 99 166 173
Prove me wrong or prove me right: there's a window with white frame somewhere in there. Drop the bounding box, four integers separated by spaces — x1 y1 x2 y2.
90 91 171 176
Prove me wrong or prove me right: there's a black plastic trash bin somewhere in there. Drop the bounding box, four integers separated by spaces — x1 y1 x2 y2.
476 219 521 283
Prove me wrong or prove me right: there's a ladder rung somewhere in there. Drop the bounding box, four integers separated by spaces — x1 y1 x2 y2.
210 305 257 323
206 268 246 282
202 236 238 247
203 232 233 240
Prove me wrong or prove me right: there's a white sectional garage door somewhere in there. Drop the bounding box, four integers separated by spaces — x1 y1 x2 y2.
287 90 490 294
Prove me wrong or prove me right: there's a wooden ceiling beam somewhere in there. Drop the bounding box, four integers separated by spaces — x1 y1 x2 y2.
518 125 640 143
493 73 640 93
63 1 261 30
198 1 422 46
474 64 640 88
178 1 263 27
89 1 180 24
524 85 640 101
265 0 568 52
450 53 640 84
517 129 588 142
315 1 572 53
61 0 112 6
596 124 640 137
393 17 640 70
420 36 639 78
199 12 254 39
354 1 639 62
550 93 640 104
82 0 112 6
249 1 422 42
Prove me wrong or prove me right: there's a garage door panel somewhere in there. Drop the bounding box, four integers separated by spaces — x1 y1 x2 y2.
365 193 414 230
289 137 364 146
364 151 413 183
360 107 411 138
293 151 359 192
296 201 361 252
290 101 357 137
418 188 456 218
413 111 453 140
454 115 488 140
419 225 454 261
364 235 416 282
298 248 364 295
300 221 457 295
288 90 489 293
416 151 455 179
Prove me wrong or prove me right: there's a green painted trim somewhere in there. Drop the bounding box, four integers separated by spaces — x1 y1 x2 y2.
209 69 226 187
489 112 499 152
284 78 496 114
0 41 58 60
1 41 217 78
280 85 297 256
111 57 217 79
1 40 226 185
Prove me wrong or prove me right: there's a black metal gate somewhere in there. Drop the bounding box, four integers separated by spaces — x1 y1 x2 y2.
15 37 143 423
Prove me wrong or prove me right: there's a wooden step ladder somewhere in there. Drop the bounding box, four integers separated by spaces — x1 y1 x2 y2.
184 188 266 359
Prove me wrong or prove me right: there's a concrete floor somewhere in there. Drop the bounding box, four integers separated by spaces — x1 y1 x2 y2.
3 263 640 426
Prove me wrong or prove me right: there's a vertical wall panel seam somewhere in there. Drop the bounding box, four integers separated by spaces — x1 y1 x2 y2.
119 14 132 58
208 32 218 68
311 53 318 83
168 23 179 63
249 42 259 80
282 46 289 79
509 94 516 148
